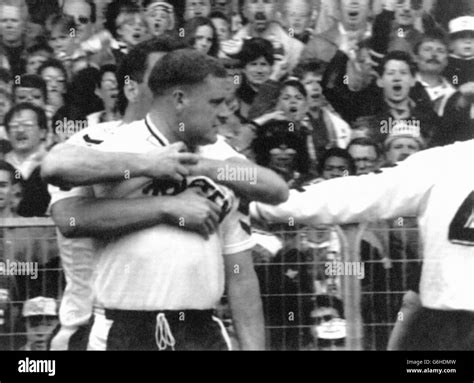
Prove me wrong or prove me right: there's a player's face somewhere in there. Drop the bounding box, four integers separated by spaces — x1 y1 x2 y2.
7 109 45 155
278 85 307 121
0 170 13 211
348 144 378 175
284 0 312 35
339 0 371 29
14 87 46 108
244 56 272 87
184 0 211 20
245 0 276 33
25 315 59 351
194 25 214 55
378 60 415 103
450 35 474 59
0 6 24 45
322 156 350 179
394 0 423 27
302 72 323 109
416 40 448 74
179 75 229 147
385 137 420 164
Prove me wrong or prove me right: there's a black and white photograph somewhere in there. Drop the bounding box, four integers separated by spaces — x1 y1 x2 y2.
0 0 472 379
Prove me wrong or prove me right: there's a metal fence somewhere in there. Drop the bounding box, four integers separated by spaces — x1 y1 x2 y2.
0 218 421 350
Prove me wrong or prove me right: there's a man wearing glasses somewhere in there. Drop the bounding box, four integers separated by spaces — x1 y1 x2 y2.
62 0 97 42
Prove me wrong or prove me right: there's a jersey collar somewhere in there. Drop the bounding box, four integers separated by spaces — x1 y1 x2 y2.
145 114 169 147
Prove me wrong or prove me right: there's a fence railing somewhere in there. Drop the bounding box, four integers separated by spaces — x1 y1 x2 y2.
0 218 421 350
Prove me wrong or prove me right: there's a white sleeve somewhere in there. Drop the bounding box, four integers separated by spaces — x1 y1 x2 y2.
251 145 444 226
220 195 255 255
66 121 119 148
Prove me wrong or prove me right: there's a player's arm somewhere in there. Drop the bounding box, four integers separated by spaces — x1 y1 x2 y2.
224 249 265 350
189 157 289 205
51 189 221 239
251 146 443 226
41 142 199 188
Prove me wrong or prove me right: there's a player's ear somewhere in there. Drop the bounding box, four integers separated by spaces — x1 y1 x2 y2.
171 89 186 111
124 79 139 104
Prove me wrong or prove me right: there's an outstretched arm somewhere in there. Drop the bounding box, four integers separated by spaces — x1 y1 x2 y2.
188 157 289 205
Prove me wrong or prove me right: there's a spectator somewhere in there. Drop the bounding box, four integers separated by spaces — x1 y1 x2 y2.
296 61 351 164
87 64 120 124
19 296 59 351
317 147 355 180
301 0 372 63
230 0 304 71
253 119 311 186
0 160 17 218
183 0 212 21
443 16 474 87
280 0 315 44
13 74 47 109
38 59 69 121
0 89 12 140
383 121 425 166
0 68 13 94
0 0 32 76
375 50 440 145
211 0 232 18
347 137 381 175
4 103 51 216
233 37 275 117
61 0 97 42
103 0 149 60
374 0 424 54
414 30 456 116
183 16 219 57
210 11 231 44
24 42 54 75
276 79 308 123
4 103 48 180
143 1 176 37
45 13 77 64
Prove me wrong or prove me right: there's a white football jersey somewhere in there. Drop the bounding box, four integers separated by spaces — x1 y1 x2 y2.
48 120 124 330
67 115 254 311
251 140 474 311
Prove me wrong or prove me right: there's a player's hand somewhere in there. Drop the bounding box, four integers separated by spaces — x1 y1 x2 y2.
142 142 199 182
165 188 222 239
